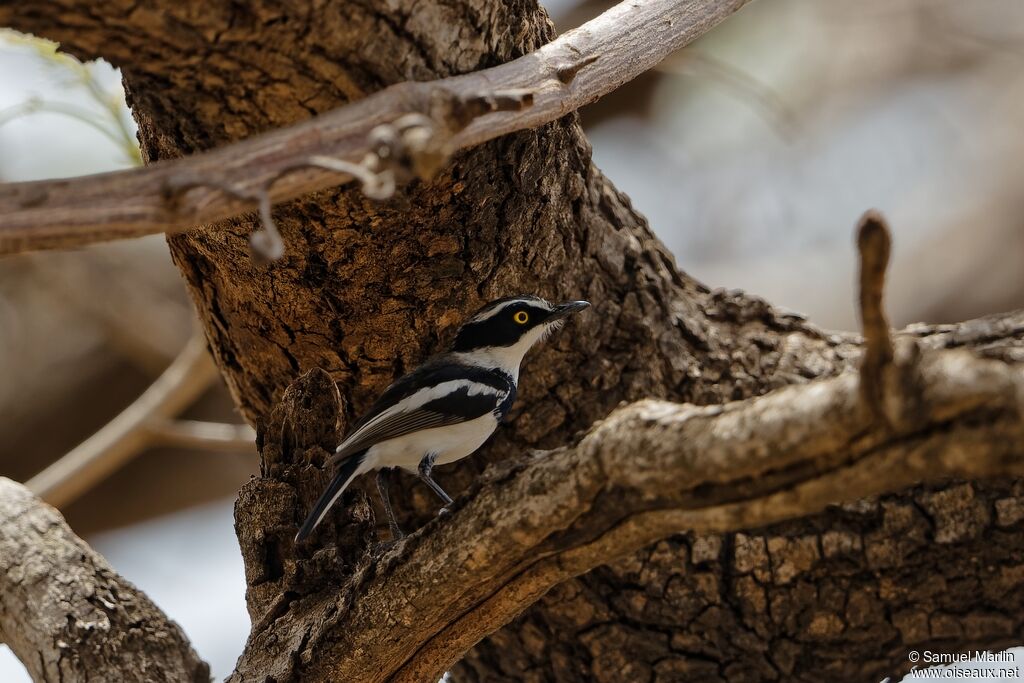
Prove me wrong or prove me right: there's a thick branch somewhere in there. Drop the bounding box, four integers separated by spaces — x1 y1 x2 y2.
0 0 752 254
232 340 1024 682
0 478 208 683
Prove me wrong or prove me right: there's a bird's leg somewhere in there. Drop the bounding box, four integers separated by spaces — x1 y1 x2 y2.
375 467 404 540
417 452 454 507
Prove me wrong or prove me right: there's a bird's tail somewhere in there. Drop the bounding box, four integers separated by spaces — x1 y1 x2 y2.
294 453 366 542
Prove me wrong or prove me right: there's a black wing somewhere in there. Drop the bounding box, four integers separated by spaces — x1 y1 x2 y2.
347 355 511 433
331 365 510 463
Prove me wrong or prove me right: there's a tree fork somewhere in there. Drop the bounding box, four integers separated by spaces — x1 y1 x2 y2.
1 1 1023 682
228 281 1024 681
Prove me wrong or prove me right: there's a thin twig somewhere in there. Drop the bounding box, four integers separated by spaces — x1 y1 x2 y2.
25 332 218 508
252 192 285 260
302 156 394 200
656 51 800 141
0 0 754 255
145 419 256 454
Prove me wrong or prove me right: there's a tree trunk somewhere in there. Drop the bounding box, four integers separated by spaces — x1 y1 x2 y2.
4 1 1023 681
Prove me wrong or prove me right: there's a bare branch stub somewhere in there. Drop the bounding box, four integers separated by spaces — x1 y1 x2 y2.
856 210 895 420
556 55 600 84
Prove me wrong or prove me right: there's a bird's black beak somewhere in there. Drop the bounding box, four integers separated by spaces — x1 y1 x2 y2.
548 300 591 322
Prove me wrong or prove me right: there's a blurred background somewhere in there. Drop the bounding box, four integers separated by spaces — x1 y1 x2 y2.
1 0 1022 679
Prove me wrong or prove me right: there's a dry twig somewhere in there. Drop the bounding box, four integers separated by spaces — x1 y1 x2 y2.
145 419 257 454
25 332 254 508
857 210 895 408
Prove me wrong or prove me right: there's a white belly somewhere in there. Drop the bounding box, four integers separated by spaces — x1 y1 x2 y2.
363 413 499 472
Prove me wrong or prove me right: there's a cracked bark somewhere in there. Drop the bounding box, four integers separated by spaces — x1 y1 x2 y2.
225 337 1024 683
3 1 1024 682
0 478 209 683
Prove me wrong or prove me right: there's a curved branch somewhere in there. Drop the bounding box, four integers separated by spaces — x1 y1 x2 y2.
25 332 218 508
231 336 1024 682
0 0 752 254
0 477 209 682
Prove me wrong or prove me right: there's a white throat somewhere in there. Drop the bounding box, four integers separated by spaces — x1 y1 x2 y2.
453 324 550 381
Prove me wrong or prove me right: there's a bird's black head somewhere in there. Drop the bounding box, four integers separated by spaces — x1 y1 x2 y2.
452 295 590 353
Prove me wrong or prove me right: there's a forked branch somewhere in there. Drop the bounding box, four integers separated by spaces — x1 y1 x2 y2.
25 332 254 509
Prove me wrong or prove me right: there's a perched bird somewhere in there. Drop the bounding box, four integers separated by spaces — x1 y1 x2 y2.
295 295 590 543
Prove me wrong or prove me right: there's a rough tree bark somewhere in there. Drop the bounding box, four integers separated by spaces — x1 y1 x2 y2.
3 1 1023 682
0 478 209 683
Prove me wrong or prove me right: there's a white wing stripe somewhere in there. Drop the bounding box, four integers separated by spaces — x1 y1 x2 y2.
347 412 454 449
335 379 504 453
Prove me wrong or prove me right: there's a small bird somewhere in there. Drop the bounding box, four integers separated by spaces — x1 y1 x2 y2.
294 295 590 543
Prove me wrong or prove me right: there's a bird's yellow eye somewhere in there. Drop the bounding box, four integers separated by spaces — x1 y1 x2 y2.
513 311 529 324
